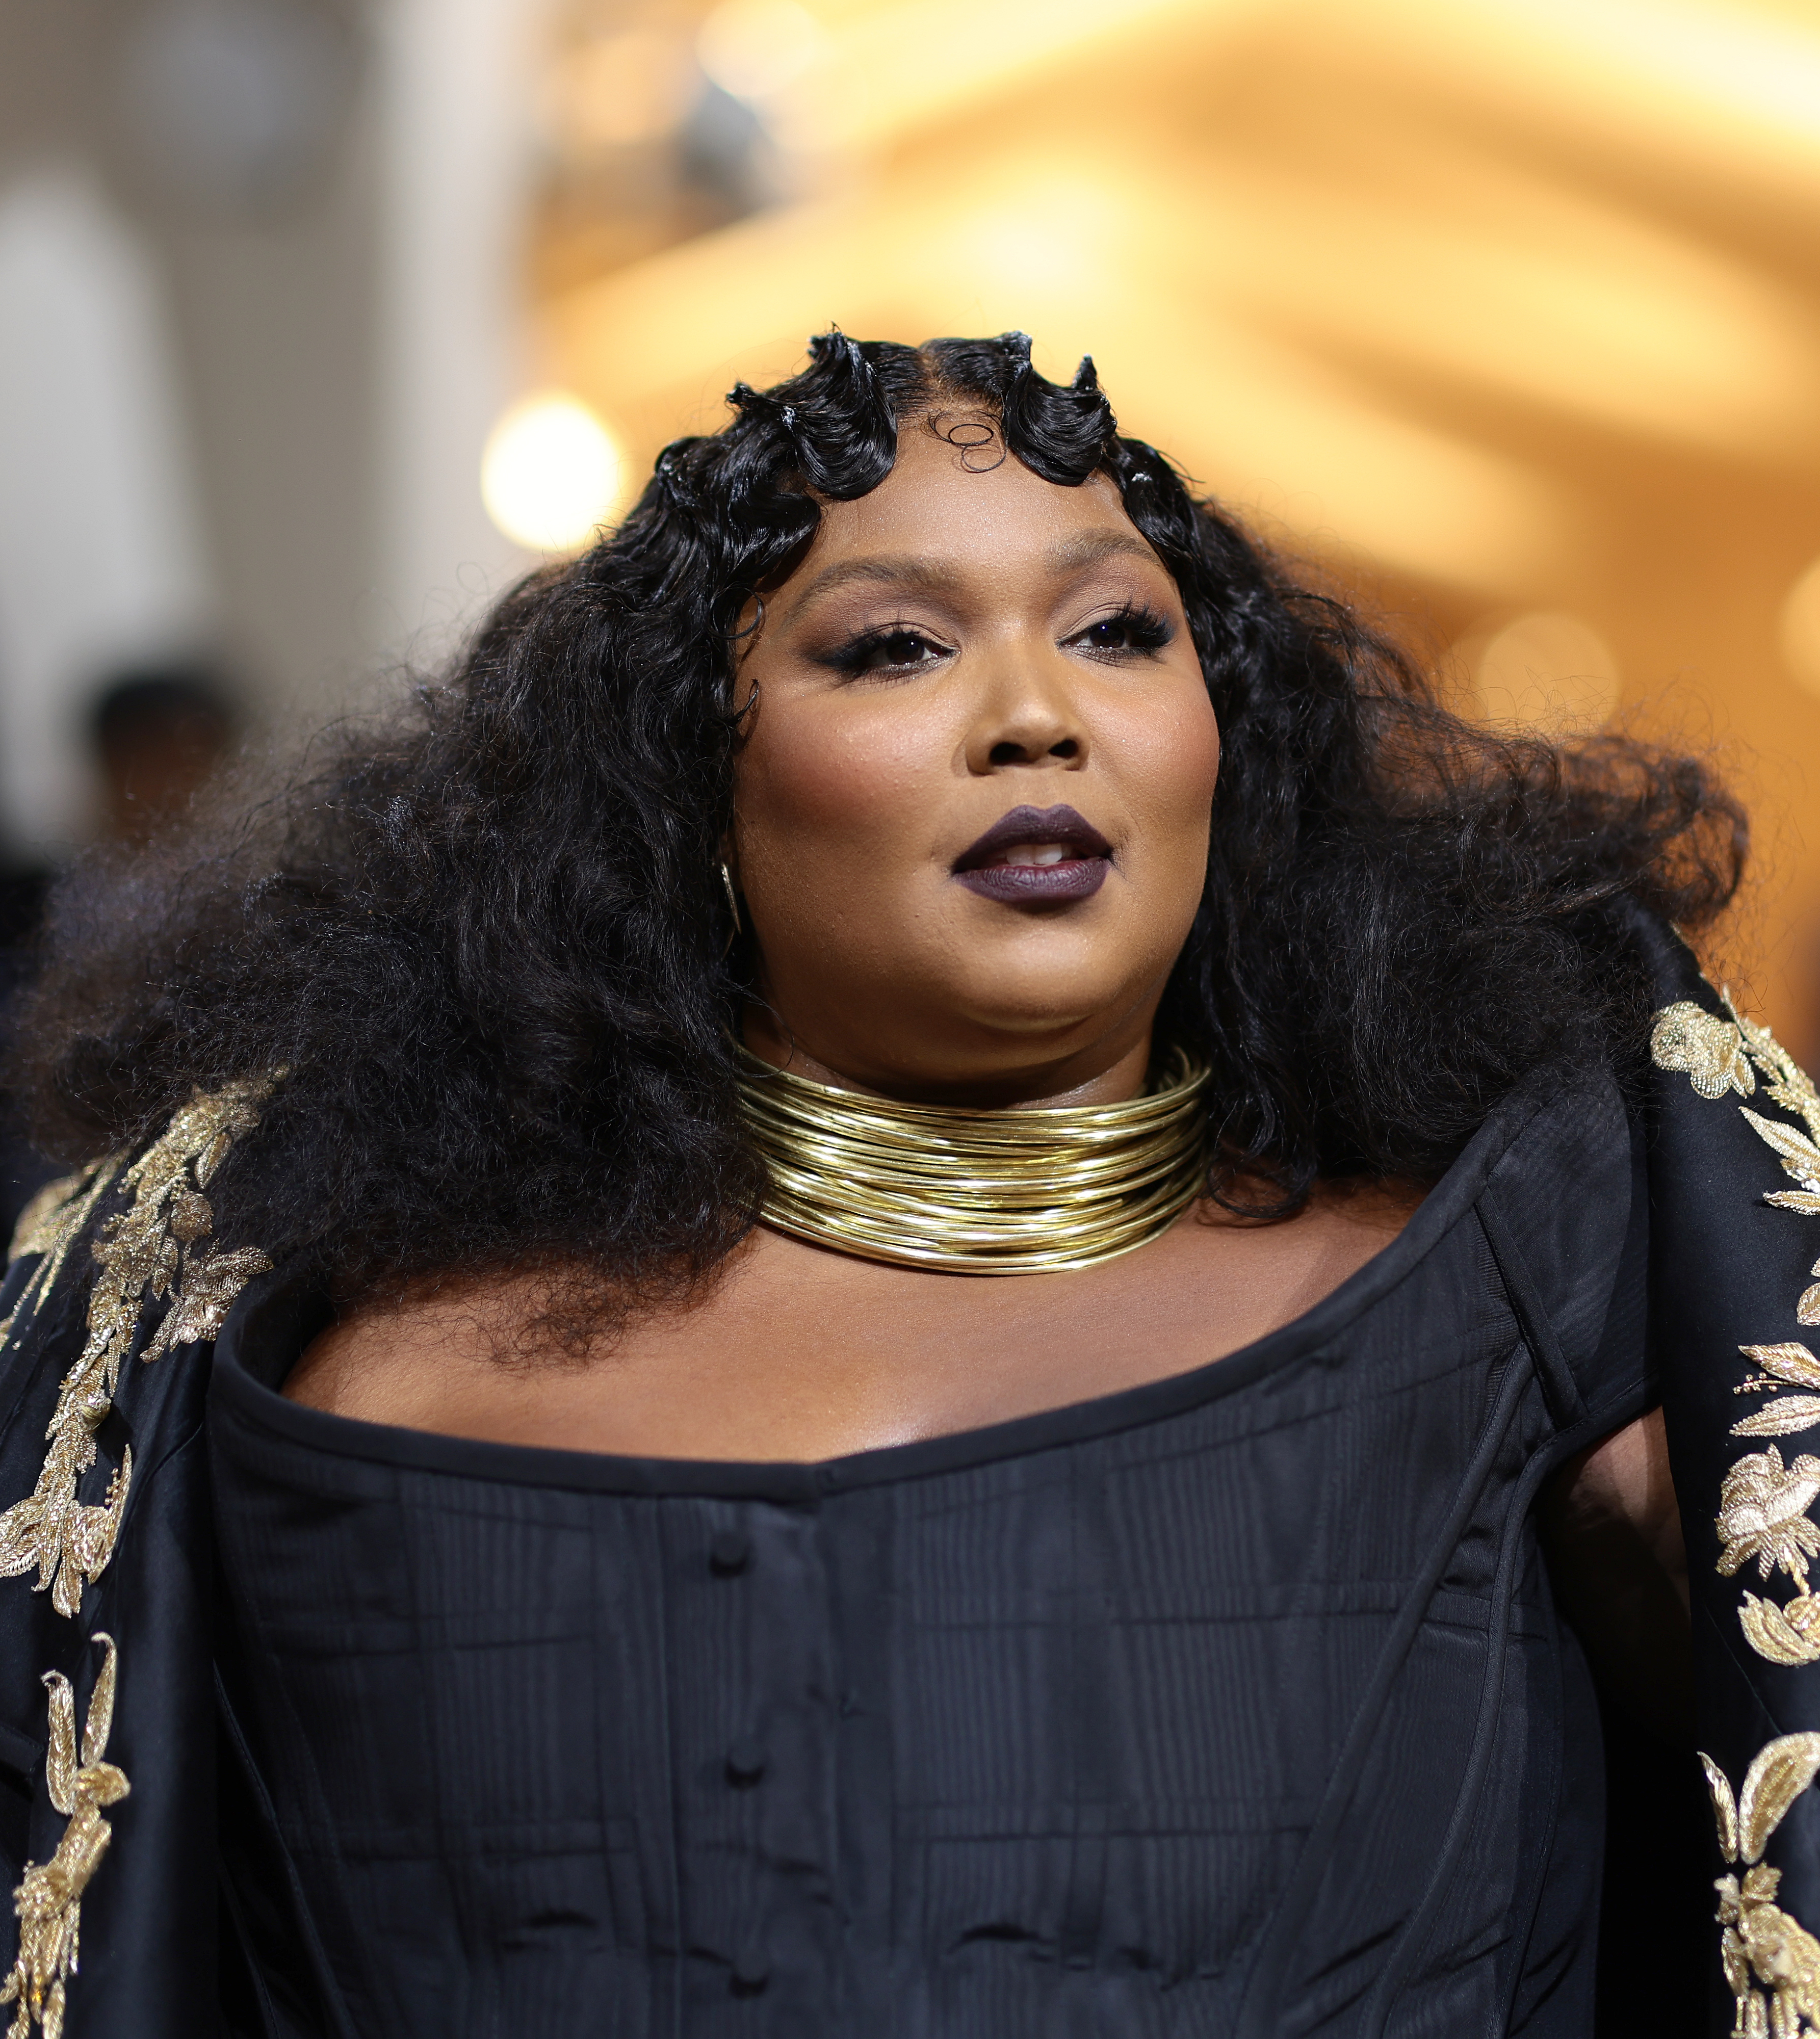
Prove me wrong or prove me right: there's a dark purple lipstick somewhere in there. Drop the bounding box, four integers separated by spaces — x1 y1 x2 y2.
952 804 1113 904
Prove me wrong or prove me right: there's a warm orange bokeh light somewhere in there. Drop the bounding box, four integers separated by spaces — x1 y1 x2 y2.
532 0 1820 1047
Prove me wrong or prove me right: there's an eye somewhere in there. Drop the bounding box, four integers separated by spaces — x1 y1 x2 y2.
823 625 953 677
1068 605 1173 660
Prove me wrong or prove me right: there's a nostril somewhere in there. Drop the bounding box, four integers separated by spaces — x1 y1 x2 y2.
987 741 1026 766
1049 739 1079 760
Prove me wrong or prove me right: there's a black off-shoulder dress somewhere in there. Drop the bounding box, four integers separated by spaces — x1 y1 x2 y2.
4 930 1818 2038
205 1065 1643 2038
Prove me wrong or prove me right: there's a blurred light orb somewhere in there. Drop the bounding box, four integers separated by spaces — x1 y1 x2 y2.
1780 558 1820 699
696 0 825 104
481 395 623 554
1468 611 1621 734
548 29 698 151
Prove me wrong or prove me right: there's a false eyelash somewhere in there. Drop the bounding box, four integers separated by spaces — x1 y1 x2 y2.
817 622 953 677
817 602 1173 679
1075 603 1173 653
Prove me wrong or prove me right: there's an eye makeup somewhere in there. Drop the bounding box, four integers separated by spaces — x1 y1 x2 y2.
813 602 1174 682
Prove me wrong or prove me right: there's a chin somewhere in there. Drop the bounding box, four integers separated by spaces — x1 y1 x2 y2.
946 970 1129 1041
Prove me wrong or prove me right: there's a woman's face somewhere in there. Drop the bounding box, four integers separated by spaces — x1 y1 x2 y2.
731 417 1220 1104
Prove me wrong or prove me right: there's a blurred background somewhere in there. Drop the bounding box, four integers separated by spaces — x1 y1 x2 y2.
4 0 1820 1051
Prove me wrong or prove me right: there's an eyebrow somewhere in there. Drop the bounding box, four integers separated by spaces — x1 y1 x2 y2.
788 530 1163 610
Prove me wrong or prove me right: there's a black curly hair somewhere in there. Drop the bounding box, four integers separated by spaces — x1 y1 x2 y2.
12 331 1745 1318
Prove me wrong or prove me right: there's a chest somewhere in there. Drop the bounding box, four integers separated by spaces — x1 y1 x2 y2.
216 1242 1582 2037
422 1195 1414 1462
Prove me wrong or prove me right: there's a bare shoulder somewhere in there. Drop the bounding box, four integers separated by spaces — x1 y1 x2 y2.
1170 1172 1425 1290
279 1175 1428 1459
284 1276 544 1426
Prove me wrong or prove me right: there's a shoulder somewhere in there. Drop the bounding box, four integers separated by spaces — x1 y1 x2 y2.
283 1274 535 1426
9 1170 96 1265
0 1073 281 1378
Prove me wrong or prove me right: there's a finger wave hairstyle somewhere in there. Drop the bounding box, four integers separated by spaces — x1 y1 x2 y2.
15 332 1745 1323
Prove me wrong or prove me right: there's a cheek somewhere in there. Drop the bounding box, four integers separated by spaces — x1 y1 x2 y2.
1119 684 1221 846
734 698 942 874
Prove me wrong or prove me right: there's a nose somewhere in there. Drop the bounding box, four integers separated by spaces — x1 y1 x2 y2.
963 650 1087 776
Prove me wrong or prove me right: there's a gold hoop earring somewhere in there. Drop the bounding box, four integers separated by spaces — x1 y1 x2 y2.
719 860 743 949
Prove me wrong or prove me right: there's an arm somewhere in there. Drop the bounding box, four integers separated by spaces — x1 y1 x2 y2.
1540 1405 1692 1745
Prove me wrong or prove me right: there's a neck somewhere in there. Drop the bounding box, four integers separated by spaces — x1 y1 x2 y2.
738 1009 1156 1112
732 1035 1212 1274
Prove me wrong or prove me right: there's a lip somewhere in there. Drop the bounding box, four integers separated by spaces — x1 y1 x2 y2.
952 803 1113 905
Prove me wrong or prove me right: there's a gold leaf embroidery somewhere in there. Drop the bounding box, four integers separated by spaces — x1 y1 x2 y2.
0 1169 120 1354
1744 1110 1820 1197
1731 999 1820 1147
1658 1003 1820 2006
1735 1402 1820 1440
1651 1002 1757 1099
1653 1002 1820 1676
8 1180 88 1269
1654 1003 1820 2000
1739 1736 1820 1862
1706 1736 1820 2038
1745 1346 1820 1393
138 1244 273 1363
0 1080 272 1619
1 1080 275 2037
1733 1346 1820 1437
1740 1593 1820 1666
1715 1422 1820 1668
1719 1447 1820 1587
1706 1752 1744 1860
0 1637 128 2039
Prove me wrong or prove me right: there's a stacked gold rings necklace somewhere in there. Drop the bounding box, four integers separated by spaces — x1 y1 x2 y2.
734 1044 1212 1275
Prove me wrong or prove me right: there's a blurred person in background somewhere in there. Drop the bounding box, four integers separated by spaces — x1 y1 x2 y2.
90 666 236 846
0 662 236 1242
0 335 1804 2038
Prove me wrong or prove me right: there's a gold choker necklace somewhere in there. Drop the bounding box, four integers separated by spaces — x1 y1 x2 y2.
735 1045 1211 1274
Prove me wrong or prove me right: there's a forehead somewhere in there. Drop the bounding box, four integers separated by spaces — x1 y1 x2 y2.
799 419 1146 572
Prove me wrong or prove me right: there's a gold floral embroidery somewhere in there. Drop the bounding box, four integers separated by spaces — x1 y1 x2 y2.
10 1178 92 1268
0 1080 274 2038
0 1169 120 1352
1704 1735 1820 2038
1654 1002 1820 1657
1656 1000 1820 1994
1651 1001 1758 1100
1744 1111 1820 1205
0 1637 127 2039
1730 1001 1820 1146
1720 1448 1820 1583
1719 1447 1820 1666
0 1079 272 1618
1732 1345 1820 1440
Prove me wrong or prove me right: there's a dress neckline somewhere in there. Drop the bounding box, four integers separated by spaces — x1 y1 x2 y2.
208 1084 1549 1501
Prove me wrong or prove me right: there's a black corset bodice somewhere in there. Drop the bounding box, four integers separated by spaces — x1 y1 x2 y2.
206 1074 1651 2039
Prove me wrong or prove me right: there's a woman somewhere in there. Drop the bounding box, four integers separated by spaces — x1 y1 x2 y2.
0 333 1809 2037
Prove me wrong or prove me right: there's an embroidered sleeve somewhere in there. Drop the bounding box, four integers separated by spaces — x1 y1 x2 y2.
1653 997 1820 2032
0 1078 274 2039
